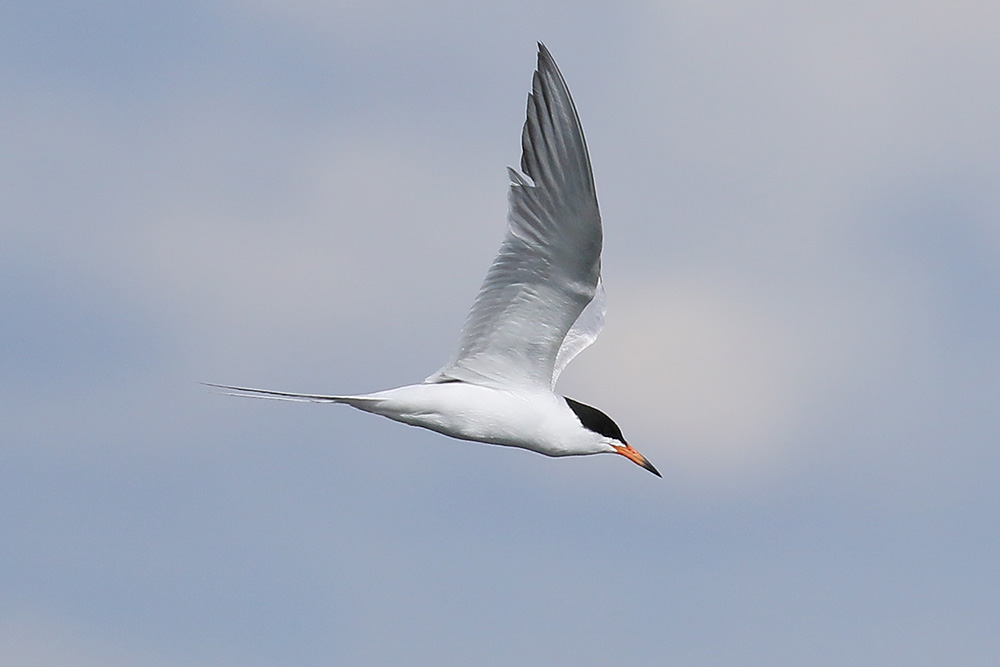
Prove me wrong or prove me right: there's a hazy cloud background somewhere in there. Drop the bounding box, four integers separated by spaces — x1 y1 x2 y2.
3 1 998 664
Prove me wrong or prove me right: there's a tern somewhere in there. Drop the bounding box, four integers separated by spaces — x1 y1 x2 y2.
209 44 660 477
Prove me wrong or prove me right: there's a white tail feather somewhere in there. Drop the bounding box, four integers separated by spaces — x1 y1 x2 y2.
201 383 376 406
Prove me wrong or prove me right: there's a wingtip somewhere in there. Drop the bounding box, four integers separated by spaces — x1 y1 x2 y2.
535 42 555 70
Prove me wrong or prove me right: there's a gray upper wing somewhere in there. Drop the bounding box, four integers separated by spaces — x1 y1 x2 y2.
428 44 604 389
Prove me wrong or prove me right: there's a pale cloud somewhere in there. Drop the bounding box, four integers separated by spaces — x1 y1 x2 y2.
559 219 942 489
599 280 802 475
562 269 881 485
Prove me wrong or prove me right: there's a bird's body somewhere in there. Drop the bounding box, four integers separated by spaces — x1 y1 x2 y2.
210 44 660 477
225 382 614 458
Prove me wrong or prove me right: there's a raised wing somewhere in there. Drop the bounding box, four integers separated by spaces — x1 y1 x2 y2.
427 43 604 389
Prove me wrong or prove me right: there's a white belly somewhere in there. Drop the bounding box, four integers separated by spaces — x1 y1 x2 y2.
351 382 594 457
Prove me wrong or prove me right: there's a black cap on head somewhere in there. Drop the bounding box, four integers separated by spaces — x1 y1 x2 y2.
564 397 625 444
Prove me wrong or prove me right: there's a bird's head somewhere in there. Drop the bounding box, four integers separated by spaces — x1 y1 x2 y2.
564 397 661 477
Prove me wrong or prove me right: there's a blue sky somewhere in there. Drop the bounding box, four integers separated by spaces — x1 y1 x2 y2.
2 2 998 664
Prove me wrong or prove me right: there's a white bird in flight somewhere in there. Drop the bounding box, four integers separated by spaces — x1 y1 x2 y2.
209 43 660 477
